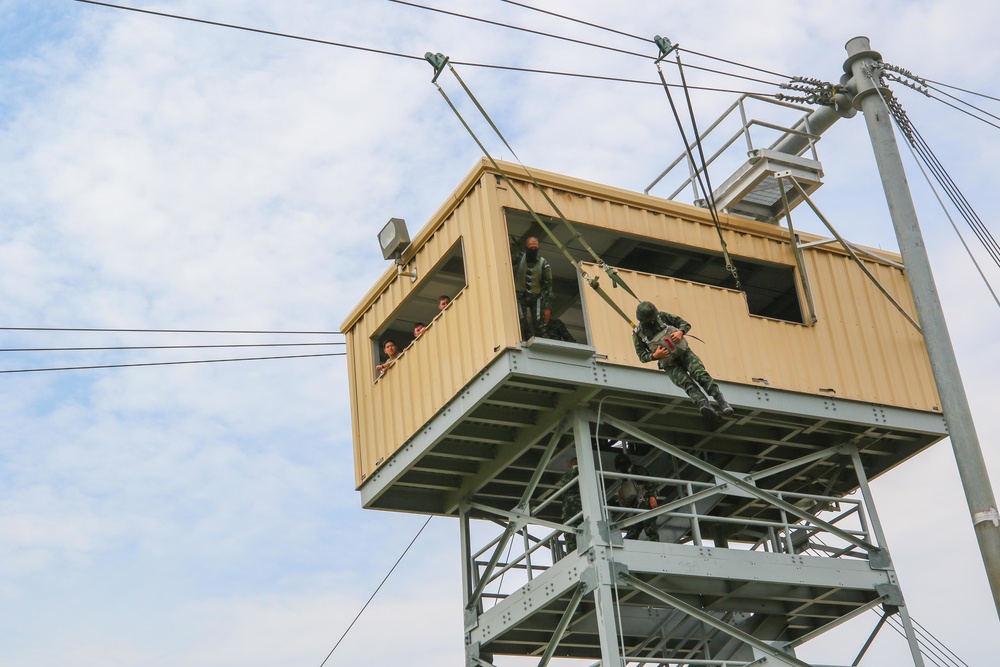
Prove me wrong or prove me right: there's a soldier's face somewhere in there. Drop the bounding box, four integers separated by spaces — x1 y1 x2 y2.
526 238 539 252
384 341 398 357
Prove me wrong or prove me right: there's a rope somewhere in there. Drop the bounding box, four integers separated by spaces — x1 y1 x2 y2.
428 57 644 330
654 52 743 293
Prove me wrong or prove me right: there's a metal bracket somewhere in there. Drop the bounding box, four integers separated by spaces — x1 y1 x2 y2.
653 35 677 62
424 51 450 83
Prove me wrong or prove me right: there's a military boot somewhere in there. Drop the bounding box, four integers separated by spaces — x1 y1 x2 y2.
715 395 734 417
698 401 719 420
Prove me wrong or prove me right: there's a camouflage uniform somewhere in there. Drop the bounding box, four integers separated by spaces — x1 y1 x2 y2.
632 310 725 410
514 251 554 341
535 318 575 343
559 465 581 552
619 463 659 542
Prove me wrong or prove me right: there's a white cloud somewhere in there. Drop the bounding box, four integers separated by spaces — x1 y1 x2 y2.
0 1 998 665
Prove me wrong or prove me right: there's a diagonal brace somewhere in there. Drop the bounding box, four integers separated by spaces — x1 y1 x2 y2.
602 415 880 554
619 572 815 667
537 582 588 667
782 174 920 332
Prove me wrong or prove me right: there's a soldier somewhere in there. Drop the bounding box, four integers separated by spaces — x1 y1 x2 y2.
513 237 554 341
614 453 658 542
559 457 581 553
534 317 575 343
632 301 734 420
375 339 400 377
438 295 451 310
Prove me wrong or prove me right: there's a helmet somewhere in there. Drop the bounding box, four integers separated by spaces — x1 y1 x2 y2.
636 301 658 323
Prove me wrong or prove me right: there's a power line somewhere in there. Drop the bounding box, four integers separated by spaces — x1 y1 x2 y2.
74 0 426 62
923 77 1000 103
74 0 770 96
0 342 344 352
318 516 433 667
678 46 794 81
0 326 343 334
498 0 649 44
497 0 794 81
926 82 1000 124
0 352 343 374
389 0 650 60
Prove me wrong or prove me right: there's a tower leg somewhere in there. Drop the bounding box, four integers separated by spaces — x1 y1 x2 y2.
572 408 625 667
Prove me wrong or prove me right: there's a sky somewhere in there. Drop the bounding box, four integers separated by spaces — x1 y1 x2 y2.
1 1 999 665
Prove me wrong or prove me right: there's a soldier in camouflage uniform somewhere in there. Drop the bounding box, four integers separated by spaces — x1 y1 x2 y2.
513 237 554 341
534 317 575 343
632 301 734 420
559 457 581 552
614 453 658 542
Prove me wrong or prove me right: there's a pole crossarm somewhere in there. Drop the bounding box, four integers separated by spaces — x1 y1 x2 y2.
618 572 816 667
780 174 921 332
602 415 880 554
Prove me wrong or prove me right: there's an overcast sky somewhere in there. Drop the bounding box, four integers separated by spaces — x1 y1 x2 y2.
1 1 998 665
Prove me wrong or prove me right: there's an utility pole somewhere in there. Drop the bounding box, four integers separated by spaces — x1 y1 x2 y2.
844 35 1000 617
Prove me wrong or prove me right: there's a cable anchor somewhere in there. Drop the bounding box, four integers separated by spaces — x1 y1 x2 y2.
424 52 450 83
653 35 677 62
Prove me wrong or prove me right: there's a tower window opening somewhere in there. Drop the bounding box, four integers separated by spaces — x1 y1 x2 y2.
371 238 467 378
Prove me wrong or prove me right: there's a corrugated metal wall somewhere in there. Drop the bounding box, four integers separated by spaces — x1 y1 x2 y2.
344 160 940 490
345 174 521 486
582 259 938 410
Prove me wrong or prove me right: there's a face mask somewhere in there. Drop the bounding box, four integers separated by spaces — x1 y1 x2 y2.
526 248 538 262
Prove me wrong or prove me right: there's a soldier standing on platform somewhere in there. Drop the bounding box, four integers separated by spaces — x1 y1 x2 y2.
513 236 553 341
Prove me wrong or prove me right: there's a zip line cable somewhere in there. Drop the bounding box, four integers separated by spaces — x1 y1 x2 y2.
427 58 643 329
654 49 742 292
74 0 771 96
317 516 432 667
0 352 343 375
0 342 344 353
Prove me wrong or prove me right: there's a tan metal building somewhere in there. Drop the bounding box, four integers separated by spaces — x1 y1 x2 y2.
342 158 939 491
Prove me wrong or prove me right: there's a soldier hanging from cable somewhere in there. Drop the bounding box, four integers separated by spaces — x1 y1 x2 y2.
632 301 734 420
513 236 554 342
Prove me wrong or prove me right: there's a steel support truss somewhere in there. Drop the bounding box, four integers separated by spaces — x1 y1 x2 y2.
460 406 927 667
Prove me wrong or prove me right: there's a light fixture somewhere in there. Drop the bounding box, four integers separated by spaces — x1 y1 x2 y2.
377 217 417 282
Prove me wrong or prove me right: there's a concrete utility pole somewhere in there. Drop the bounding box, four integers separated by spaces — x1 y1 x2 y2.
844 36 1000 617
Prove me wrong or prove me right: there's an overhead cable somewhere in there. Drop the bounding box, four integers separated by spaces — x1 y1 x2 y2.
74 0 768 96
498 0 649 43
893 103 1000 309
0 342 344 352
923 77 1000 103
0 352 343 374
0 326 343 334
495 0 794 82
318 516 433 667
389 0 649 59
